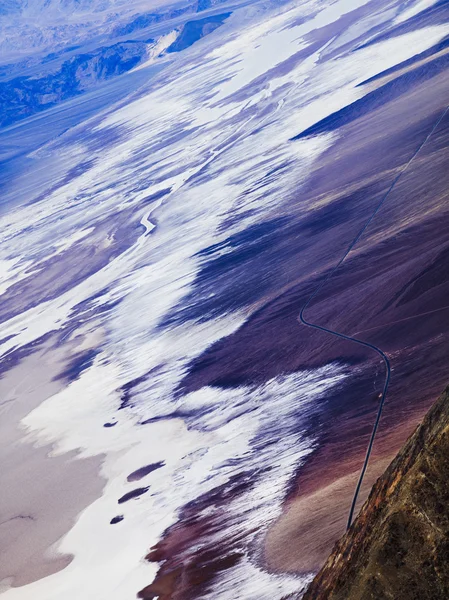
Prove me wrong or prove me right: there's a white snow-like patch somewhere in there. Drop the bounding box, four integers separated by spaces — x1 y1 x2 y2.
9 365 346 600
395 0 440 24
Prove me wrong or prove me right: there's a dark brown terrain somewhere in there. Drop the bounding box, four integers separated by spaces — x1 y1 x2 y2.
302 383 449 600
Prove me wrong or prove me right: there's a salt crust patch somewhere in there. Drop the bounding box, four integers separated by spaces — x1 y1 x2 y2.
8 365 346 600
395 0 441 24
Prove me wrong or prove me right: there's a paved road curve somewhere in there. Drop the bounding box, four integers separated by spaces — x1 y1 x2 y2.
298 104 449 530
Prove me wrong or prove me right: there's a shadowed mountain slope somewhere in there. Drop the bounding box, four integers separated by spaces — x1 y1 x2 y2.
302 383 449 600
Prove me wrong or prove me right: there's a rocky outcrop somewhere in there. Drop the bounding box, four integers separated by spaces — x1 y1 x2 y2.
302 384 449 600
165 13 231 54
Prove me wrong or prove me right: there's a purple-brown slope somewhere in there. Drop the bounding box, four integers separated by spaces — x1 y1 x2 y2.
302 383 449 600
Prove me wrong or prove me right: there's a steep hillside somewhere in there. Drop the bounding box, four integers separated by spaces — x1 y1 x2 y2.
302 384 449 600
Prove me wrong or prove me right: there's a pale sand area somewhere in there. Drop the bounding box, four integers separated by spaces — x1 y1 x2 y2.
264 413 429 574
264 458 391 574
0 332 105 593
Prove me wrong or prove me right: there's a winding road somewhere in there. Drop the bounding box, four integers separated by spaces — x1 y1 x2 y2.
298 104 449 530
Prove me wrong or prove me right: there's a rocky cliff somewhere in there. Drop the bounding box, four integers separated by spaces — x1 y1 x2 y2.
302 384 449 600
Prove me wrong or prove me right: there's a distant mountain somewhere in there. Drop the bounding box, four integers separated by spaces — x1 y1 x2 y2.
0 40 151 127
111 0 229 36
111 6 192 37
0 0 231 62
165 12 230 53
0 0 166 63
0 0 234 128
302 383 449 600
